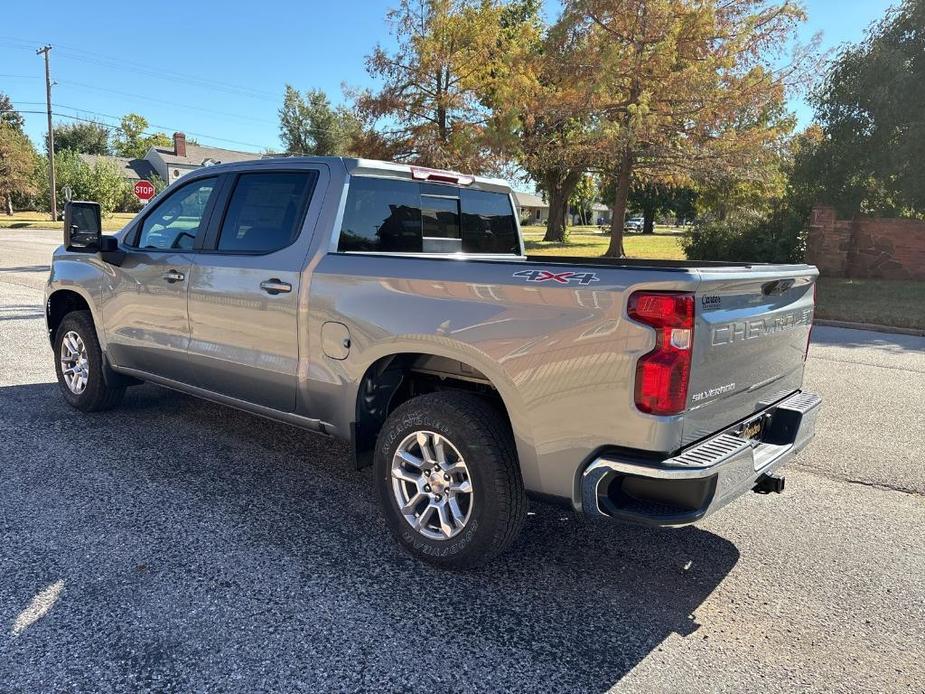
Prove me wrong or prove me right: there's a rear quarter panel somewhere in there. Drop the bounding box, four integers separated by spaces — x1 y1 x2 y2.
306 254 702 501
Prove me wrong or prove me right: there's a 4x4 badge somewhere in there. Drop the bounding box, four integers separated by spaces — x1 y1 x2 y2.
513 269 600 286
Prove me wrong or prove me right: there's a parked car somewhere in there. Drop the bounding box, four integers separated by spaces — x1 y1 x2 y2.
624 216 644 232
46 157 821 568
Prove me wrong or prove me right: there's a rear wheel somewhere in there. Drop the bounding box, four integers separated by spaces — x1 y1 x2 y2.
374 391 526 568
53 310 125 412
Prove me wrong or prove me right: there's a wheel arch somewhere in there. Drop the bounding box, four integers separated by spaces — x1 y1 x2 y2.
349 347 536 481
46 288 96 346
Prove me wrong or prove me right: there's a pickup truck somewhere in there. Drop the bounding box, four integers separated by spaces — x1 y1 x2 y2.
46 157 821 568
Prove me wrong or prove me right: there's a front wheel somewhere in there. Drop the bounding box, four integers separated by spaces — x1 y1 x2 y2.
53 310 125 412
374 392 526 569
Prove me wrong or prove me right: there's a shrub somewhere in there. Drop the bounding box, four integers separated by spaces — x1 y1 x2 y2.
682 206 807 263
34 150 131 217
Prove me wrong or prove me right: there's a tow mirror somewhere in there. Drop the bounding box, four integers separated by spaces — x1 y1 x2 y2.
63 201 102 252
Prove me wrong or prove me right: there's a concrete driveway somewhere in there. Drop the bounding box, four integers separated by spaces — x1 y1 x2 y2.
1 228 923 692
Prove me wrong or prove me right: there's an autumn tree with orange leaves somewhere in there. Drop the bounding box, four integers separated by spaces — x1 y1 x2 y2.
558 0 811 256
355 0 536 173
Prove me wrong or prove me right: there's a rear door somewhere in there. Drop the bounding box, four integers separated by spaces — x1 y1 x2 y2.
185 169 319 412
682 266 817 445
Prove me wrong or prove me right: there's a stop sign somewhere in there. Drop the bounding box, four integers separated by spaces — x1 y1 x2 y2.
133 180 155 201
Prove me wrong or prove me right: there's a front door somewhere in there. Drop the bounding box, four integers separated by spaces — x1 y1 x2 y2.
103 176 220 383
186 170 318 412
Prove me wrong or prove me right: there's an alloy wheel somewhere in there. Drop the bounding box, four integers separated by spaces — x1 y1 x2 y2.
60 330 89 395
390 430 473 540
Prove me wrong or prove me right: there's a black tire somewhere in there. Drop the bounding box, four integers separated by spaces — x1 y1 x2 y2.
374 391 526 569
53 310 125 412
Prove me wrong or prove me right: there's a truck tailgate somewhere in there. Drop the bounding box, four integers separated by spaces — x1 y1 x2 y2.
682 266 817 446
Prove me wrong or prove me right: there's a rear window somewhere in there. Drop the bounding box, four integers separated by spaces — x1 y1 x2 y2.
338 177 519 255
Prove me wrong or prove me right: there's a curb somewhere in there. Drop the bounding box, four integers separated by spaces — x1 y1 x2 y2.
814 319 925 337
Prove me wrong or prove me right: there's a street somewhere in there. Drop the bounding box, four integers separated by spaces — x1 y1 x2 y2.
1 228 923 692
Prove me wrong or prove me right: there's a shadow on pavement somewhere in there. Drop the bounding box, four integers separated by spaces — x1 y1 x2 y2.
0 382 739 692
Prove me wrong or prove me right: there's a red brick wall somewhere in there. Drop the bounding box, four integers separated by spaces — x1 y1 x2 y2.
805 205 925 280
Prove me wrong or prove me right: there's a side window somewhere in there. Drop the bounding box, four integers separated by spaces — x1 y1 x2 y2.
216 172 315 253
136 177 217 250
460 189 519 254
338 177 422 253
338 177 520 255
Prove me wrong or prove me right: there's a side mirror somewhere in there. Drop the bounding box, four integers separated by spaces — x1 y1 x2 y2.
63 201 102 252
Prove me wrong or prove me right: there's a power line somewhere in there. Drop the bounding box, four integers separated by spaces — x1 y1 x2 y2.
54 79 278 126
0 35 279 101
54 49 279 101
51 104 269 150
2 107 271 152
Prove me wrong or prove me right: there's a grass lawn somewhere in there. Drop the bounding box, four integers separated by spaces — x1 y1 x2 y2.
814 278 925 331
0 211 136 232
523 225 686 260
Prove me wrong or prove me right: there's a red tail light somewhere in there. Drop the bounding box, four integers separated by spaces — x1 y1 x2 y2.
628 291 695 416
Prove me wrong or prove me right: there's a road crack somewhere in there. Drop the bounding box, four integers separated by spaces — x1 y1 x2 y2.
792 462 924 498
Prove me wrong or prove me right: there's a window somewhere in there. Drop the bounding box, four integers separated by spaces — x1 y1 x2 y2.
422 195 461 253
338 177 519 255
460 189 519 254
217 172 315 253
136 177 217 250
338 177 422 253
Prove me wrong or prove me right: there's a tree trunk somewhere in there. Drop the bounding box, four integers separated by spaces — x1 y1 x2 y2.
605 150 634 257
542 170 581 242
642 204 655 234
5 195 12 216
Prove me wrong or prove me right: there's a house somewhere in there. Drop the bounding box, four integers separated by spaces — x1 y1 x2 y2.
585 203 612 225
513 190 613 226
513 191 549 224
145 133 259 185
77 154 157 182
79 133 259 187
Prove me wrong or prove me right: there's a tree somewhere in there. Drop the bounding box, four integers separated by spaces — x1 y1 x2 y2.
112 113 171 159
52 150 127 216
559 0 808 256
279 85 360 155
49 120 111 155
627 182 696 234
492 2 598 241
0 123 38 215
806 0 925 216
0 92 25 132
354 0 516 172
569 174 599 226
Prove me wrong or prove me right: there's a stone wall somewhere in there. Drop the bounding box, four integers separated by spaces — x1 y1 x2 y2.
806 205 925 280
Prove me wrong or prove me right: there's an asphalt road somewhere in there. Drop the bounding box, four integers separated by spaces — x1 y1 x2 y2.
1 228 923 693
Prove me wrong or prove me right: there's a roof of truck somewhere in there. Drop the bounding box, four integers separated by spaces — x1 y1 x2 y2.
169 155 513 195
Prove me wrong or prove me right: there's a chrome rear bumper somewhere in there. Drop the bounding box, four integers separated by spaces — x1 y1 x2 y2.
581 391 822 526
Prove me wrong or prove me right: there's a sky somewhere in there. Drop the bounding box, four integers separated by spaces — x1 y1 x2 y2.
1 0 897 160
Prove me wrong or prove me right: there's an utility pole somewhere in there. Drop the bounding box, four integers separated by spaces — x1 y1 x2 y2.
36 45 56 221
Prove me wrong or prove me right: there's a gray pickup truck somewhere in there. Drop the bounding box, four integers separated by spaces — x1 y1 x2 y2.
46 157 821 568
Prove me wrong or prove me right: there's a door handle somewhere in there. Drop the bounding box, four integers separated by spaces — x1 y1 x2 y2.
260 279 292 295
162 269 185 283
